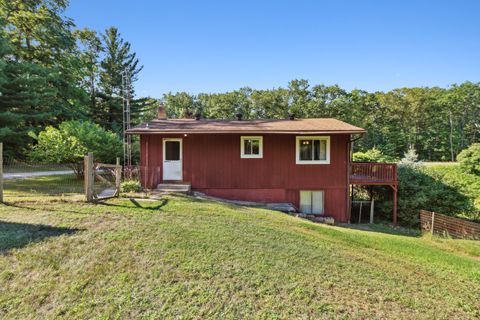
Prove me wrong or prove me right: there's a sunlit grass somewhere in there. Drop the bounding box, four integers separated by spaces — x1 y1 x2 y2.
0 195 479 319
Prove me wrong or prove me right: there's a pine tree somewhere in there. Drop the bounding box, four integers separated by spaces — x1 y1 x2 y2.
98 27 143 132
0 0 87 157
399 145 423 168
74 28 103 121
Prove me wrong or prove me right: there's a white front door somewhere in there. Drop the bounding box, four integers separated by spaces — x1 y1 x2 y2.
163 138 182 181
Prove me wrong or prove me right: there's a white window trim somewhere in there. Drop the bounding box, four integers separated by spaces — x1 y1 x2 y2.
295 136 330 164
240 136 263 158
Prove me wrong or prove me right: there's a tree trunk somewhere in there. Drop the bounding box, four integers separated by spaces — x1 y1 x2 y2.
449 112 455 161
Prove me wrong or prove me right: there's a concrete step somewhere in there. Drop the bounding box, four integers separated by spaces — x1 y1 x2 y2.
155 183 191 193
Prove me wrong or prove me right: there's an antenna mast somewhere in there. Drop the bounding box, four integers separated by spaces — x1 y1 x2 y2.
122 68 132 169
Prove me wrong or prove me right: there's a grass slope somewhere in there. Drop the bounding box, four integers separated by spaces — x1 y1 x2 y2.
0 195 479 319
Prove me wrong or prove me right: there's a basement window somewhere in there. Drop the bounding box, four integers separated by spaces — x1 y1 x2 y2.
296 136 330 164
300 190 324 214
241 136 263 158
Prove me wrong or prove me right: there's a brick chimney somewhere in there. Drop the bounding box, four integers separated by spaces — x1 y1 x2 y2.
157 103 167 120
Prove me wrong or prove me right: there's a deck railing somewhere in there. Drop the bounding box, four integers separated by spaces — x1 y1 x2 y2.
349 162 397 185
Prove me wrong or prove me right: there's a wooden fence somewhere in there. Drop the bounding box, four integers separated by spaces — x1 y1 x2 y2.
84 152 121 202
419 210 480 240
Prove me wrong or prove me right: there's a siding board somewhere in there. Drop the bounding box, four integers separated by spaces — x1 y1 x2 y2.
140 133 350 221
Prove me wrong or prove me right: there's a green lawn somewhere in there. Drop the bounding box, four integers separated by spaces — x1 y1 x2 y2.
3 174 84 199
0 195 479 319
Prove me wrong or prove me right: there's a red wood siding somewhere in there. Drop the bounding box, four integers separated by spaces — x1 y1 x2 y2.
140 133 350 221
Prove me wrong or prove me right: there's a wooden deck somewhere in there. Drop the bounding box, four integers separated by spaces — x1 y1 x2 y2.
349 162 398 225
350 162 397 185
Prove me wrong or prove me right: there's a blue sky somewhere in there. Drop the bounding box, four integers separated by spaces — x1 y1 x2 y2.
67 0 480 98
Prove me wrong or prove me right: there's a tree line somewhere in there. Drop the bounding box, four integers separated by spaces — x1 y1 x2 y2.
1 1 479 163
0 0 154 158
161 80 480 161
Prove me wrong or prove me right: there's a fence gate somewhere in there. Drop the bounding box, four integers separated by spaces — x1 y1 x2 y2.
84 152 121 202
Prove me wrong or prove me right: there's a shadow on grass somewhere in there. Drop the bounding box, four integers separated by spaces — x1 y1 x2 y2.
2 202 89 215
96 198 169 211
337 223 422 237
0 221 80 253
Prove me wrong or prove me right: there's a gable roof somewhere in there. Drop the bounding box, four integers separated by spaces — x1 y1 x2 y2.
127 118 365 135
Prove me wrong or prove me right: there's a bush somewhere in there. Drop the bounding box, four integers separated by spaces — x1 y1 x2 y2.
30 121 123 177
457 143 480 175
353 148 395 163
121 180 142 193
375 164 478 226
398 146 422 168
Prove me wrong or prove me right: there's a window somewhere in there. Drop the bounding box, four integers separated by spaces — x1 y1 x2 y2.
165 140 180 161
241 136 263 158
296 136 330 164
300 191 324 214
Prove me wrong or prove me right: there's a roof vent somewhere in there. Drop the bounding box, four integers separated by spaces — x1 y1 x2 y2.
288 113 295 120
194 112 202 120
236 113 243 121
157 103 167 120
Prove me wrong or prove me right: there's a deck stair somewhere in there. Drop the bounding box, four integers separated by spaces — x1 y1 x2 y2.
155 183 191 194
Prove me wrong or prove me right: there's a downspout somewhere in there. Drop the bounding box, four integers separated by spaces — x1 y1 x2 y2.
349 133 364 161
346 133 364 223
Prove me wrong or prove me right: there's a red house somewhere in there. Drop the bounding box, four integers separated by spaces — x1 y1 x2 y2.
127 107 397 224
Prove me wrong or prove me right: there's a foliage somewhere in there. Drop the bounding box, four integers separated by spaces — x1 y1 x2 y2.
29 126 86 165
457 143 480 175
375 164 480 226
162 80 480 161
0 0 479 164
96 27 148 132
0 1 152 158
352 148 395 162
120 180 142 193
422 165 480 220
398 146 423 168
0 0 91 154
0 195 479 318
30 120 122 176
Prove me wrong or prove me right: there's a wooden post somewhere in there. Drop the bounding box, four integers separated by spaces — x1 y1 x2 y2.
392 186 397 226
431 211 435 235
115 157 121 196
358 201 363 224
84 152 94 202
0 143 3 203
369 198 375 224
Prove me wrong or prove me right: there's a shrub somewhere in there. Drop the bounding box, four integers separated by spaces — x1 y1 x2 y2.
121 180 142 193
375 165 477 226
353 148 395 163
457 143 480 175
30 121 123 177
398 146 422 168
